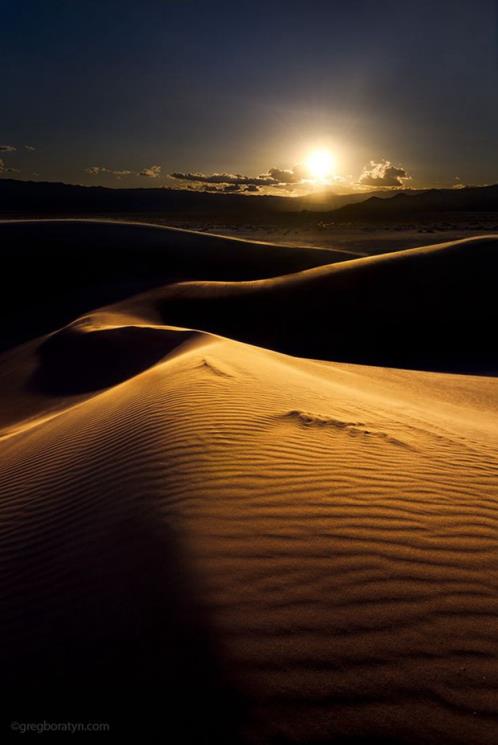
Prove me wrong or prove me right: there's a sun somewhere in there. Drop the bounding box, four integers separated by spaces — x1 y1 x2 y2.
306 148 335 181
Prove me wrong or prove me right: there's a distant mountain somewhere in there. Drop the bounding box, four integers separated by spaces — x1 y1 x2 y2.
299 188 430 212
329 184 498 222
1 178 496 222
0 179 287 216
0 178 422 219
0 178 364 217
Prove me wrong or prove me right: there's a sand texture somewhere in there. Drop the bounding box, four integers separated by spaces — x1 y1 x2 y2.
1 222 497 744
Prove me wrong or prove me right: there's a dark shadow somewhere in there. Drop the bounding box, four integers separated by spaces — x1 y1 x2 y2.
30 325 193 394
1 510 247 743
268 736 408 745
157 237 498 375
0 220 342 353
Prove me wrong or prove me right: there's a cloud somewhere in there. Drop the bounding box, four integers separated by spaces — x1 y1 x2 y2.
170 165 308 189
84 165 151 178
25 145 36 151
170 171 276 186
359 160 411 187
139 165 161 178
192 183 260 194
85 166 134 176
0 144 16 152
0 158 20 174
268 165 307 184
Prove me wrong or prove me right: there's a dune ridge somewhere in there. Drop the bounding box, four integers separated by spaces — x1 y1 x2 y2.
124 234 498 373
0 219 350 353
1 222 498 743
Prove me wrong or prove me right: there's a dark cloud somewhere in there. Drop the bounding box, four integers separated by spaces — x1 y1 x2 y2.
0 144 16 152
359 160 410 187
170 165 306 189
194 183 259 194
170 172 276 186
25 145 36 151
268 165 306 184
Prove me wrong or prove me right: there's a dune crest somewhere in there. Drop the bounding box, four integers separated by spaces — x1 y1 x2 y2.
130 234 498 373
0 311 205 438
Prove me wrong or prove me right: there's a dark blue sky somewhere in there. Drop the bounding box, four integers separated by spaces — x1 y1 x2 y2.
2 0 497 191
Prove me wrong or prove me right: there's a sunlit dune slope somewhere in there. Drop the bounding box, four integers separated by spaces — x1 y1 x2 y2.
130 235 498 373
1 297 498 743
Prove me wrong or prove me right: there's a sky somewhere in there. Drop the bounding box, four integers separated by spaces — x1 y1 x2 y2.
2 0 498 194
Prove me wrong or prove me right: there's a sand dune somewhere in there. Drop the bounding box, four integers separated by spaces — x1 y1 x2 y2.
126 234 498 374
1 223 498 743
0 219 346 353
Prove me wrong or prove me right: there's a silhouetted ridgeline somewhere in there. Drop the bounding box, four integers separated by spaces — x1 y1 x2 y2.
0 178 369 218
0 178 294 216
332 184 498 221
1 178 498 222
